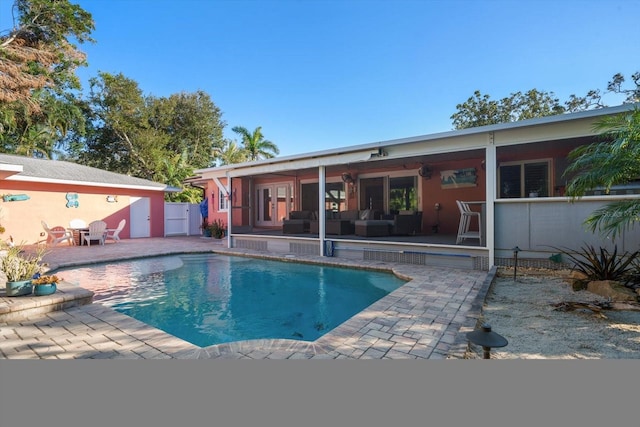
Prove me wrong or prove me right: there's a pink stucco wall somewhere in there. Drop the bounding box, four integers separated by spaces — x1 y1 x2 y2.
0 181 166 245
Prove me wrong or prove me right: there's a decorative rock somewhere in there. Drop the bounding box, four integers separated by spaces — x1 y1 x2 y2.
566 270 588 291
587 280 639 302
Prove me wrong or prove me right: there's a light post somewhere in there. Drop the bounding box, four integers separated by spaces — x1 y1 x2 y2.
512 246 521 281
466 324 508 359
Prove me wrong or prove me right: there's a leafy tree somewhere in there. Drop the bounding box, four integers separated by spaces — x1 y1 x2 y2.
149 91 225 169
76 72 163 179
451 72 640 129
231 125 279 161
451 89 564 129
564 107 640 239
74 72 227 200
0 0 94 158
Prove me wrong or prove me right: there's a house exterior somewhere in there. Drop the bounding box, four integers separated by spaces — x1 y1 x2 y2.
0 154 175 245
187 103 640 270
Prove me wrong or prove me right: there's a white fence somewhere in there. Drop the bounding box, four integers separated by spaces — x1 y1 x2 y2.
164 203 202 236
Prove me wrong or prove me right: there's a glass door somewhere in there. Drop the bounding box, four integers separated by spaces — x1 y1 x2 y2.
359 177 384 212
255 183 292 226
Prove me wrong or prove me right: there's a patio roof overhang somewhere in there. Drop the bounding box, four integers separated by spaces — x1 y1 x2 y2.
190 103 639 183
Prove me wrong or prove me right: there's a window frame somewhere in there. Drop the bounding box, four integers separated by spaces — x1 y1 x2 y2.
218 189 229 212
498 158 552 199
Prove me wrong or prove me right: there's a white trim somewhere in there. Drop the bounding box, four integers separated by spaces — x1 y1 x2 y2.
5 175 170 191
213 177 228 196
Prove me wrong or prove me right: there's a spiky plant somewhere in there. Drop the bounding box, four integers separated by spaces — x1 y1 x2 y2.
552 244 640 284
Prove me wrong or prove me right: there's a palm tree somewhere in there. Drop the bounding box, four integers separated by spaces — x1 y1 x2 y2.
564 107 640 239
215 140 248 165
231 125 279 161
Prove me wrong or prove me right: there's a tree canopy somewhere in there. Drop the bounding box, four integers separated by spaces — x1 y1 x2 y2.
0 0 94 158
68 72 227 201
450 72 640 129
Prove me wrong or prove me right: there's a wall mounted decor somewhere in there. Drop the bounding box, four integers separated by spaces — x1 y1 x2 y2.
2 194 30 202
440 168 477 189
66 193 79 208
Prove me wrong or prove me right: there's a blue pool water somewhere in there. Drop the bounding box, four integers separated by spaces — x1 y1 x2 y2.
54 254 406 347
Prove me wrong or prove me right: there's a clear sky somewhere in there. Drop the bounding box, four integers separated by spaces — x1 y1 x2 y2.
1 0 639 157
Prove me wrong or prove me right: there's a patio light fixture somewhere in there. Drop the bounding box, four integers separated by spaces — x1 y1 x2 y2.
466 324 508 359
512 246 521 281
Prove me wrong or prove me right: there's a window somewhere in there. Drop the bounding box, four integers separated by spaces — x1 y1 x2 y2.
300 182 346 212
389 176 418 212
499 160 550 198
218 189 229 211
359 174 419 213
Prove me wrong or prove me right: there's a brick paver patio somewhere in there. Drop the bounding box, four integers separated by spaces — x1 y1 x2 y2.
0 236 495 359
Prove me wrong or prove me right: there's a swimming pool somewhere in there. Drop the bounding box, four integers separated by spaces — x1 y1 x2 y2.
54 253 407 347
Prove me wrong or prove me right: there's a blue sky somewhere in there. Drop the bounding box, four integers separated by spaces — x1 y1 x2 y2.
2 0 639 156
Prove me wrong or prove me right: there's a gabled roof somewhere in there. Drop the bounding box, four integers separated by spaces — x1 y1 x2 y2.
0 154 178 192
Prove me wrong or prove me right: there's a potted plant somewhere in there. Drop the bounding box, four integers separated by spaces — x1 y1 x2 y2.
201 220 213 238
208 218 227 239
0 244 47 296
31 274 61 296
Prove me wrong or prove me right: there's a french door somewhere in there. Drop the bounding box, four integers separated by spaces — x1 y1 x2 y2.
255 183 292 227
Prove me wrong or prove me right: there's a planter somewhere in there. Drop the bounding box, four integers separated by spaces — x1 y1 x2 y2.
5 280 33 297
33 283 57 296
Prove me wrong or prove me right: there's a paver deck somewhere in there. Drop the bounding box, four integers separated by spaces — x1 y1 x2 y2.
0 236 495 359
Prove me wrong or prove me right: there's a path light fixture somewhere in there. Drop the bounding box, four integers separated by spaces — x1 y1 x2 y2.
512 246 521 281
466 324 508 359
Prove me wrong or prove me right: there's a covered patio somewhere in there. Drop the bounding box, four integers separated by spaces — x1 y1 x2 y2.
187 104 640 271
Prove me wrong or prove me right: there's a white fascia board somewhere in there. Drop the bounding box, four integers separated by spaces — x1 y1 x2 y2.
223 150 379 178
6 175 169 192
0 164 23 173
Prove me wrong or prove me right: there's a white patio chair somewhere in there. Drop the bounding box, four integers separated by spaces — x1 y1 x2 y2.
455 200 482 245
105 219 126 243
81 220 107 246
41 221 75 246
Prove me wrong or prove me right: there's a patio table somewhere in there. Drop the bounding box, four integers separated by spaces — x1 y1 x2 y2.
67 227 89 246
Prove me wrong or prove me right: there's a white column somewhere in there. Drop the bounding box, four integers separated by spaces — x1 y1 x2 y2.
486 139 496 268
318 166 326 256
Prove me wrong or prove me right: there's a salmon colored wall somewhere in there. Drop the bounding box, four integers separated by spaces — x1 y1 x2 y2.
0 181 165 245
419 160 486 235
205 178 247 229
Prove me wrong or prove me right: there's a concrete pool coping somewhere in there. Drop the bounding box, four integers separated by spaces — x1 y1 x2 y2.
0 236 495 359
